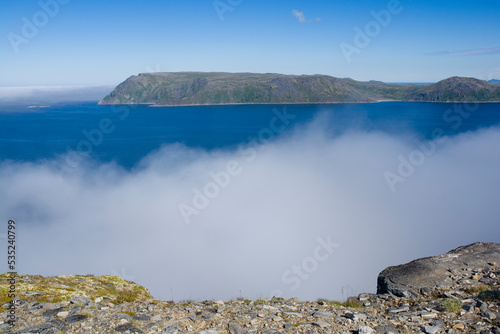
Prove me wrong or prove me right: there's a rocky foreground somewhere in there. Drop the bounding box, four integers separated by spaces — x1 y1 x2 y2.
1 242 499 334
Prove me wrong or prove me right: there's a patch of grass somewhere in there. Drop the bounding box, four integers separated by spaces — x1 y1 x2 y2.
0 294 13 304
271 297 285 303
163 301 175 308
440 298 462 313
180 299 193 307
463 284 495 295
253 298 268 305
317 299 342 307
0 274 153 305
342 298 363 309
34 294 69 304
122 311 137 316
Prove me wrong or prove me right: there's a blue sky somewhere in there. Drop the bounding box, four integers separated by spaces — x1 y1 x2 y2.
0 0 499 86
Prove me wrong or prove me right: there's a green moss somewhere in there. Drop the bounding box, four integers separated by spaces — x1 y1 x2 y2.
122 311 137 316
253 298 268 305
342 299 363 309
317 299 342 307
463 284 495 295
0 273 153 305
440 298 462 313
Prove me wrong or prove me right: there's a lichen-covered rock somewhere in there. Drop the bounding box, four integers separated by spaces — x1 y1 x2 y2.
377 242 500 297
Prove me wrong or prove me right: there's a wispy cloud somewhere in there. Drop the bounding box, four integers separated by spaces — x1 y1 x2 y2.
428 47 500 57
291 9 321 23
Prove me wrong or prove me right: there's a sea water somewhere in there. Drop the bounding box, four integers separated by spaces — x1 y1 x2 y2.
1 102 499 166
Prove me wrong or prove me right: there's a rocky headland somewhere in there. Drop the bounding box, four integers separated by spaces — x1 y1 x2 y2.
98 72 500 106
1 242 499 334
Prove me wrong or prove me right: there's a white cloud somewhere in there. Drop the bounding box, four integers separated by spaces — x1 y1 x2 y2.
428 47 500 57
1 118 499 302
292 9 321 23
0 86 113 104
292 9 306 23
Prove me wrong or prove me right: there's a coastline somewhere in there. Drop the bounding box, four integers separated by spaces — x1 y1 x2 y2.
97 100 500 108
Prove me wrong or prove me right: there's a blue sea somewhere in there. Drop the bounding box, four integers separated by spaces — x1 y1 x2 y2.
1 101 500 301
1 102 500 166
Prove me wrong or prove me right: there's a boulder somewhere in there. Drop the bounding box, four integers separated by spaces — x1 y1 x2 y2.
377 242 500 297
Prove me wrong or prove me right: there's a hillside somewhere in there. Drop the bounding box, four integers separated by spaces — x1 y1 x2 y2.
98 73 500 106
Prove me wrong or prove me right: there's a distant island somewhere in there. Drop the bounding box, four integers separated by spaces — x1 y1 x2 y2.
99 72 500 106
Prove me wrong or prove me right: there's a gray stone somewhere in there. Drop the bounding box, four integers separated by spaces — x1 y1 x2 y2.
422 325 442 334
462 304 474 312
65 314 88 324
42 308 63 317
162 326 183 334
374 324 402 333
13 322 62 334
345 312 366 321
377 242 500 297
312 310 333 318
132 314 151 321
115 322 143 333
151 314 162 322
421 312 438 319
197 331 219 334
387 306 409 314
359 326 376 334
70 296 92 307
228 322 245 334
481 310 497 320
477 300 489 311
312 321 330 328
111 313 131 320
42 303 65 310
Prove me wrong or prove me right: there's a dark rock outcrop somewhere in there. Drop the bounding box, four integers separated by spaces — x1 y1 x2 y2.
377 242 500 297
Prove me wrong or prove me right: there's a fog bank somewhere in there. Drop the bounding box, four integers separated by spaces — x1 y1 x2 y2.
1 122 499 301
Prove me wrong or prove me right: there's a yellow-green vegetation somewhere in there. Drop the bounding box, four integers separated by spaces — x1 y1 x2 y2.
122 311 137 316
440 298 462 313
317 298 363 308
463 284 494 295
0 273 153 305
253 298 268 305
342 297 364 309
317 299 343 307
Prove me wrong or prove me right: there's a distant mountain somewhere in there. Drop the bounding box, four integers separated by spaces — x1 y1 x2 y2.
99 73 500 106
405 76 500 102
489 79 500 84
